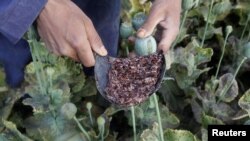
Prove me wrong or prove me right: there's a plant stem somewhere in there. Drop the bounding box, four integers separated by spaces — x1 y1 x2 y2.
201 0 214 47
218 57 247 103
247 29 250 41
232 114 249 120
29 42 46 95
100 125 104 141
73 116 91 141
153 93 164 141
33 45 48 93
27 27 47 95
49 75 53 88
88 109 94 126
172 10 188 50
240 16 250 43
215 33 230 78
125 46 130 56
131 106 137 141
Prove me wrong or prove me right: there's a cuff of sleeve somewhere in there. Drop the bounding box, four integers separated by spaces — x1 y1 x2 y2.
0 0 47 44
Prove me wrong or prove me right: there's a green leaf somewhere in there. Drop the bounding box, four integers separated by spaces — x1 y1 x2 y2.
215 73 238 102
134 106 144 119
0 90 22 131
0 134 8 141
194 47 214 65
212 0 232 20
190 98 203 123
244 120 250 125
71 77 97 103
170 38 213 89
71 76 85 93
169 64 192 89
164 50 175 70
198 6 217 24
198 26 222 41
103 106 124 116
235 0 250 12
182 0 194 10
170 64 210 89
23 86 50 114
234 1 250 25
202 113 224 128
158 80 186 111
205 76 219 94
23 80 71 113
50 89 67 107
174 48 195 76
164 129 198 141
2 120 33 141
211 103 235 122
139 96 180 128
239 89 250 114
55 132 88 141
24 112 81 141
140 122 160 141
198 25 216 40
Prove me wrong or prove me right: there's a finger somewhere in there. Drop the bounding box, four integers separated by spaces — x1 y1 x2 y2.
75 40 95 67
137 8 164 38
57 44 79 62
68 31 95 66
158 27 179 53
84 18 107 56
65 17 95 66
68 29 95 66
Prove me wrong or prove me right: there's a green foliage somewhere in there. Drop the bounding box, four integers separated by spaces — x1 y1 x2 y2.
164 129 198 141
182 0 195 11
60 103 77 120
215 73 239 102
239 89 250 114
202 113 224 128
140 123 198 141
126 95 180 129
169 39 213 89
242 42 250 58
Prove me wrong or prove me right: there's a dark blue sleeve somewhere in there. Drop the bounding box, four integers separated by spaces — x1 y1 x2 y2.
0 0 47 43
0 34 31 88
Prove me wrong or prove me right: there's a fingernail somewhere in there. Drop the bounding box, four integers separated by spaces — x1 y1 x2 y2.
100 46 107 56
137 28 146 38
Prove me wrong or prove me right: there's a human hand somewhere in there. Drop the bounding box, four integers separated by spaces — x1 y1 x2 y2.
137 0 181 53
37 0 107 67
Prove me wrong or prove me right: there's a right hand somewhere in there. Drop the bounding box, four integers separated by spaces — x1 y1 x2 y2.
37 0 107 67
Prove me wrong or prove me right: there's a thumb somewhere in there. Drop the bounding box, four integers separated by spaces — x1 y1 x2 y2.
137 9 164 38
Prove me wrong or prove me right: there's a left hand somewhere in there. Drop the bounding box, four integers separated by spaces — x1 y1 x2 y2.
137 0 181 53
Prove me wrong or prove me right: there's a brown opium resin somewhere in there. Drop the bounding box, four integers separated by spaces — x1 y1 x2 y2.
105 53 163 106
